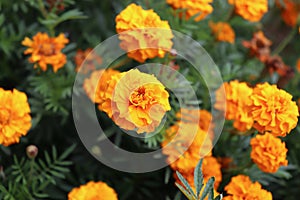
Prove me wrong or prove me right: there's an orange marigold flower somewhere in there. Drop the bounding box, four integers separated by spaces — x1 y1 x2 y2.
161 118 220 189
276 0 300 27
215 81 254 132
0 88 31 146
176 108 214 140
228 0 268 22
202 156 222 189
224 175 272 200
297 59 300 72
111 69 171 133
250 133 288 173
68 181 118 200
162 122 213 172
209 21 235 43
167 0 213 21
250 82 298 137
115 3 173 63
22 32 69 72
242 31 272 62
74 48 102 74
83 69 121 118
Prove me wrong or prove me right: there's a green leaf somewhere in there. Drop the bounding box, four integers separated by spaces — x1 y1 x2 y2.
194 159 204 197
175 182 196 200
58 144 76 160
176 171 197 199
200 177 215 200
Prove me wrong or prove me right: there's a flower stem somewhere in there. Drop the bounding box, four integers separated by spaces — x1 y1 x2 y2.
37 0 48 18
272 27 297 55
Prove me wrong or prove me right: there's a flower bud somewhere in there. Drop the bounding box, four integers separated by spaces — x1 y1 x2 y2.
26 145 38 159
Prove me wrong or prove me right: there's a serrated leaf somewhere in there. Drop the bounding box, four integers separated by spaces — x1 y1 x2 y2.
175 182 195 200
200 177 215 200
58 144 76 160
194 159 204 197
176 171 197 199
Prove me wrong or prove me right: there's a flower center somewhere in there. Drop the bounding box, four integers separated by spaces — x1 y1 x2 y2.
38 43 55 56
129 86 153 109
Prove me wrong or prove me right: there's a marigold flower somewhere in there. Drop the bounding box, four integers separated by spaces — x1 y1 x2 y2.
111 69 171 133
276 0 300 27
228 0 268 22
242 31 272 62
265 55 290 76
162 123 213 171
209 21 235 43
68 181 118 200
215 81 254 132
83 69 121 117
202 156 222 189
161 118 220 189
250 133 288 173
74 48 102 74
167 0 213 21
224 175 272 200
176 108 214 139
250 82 298 137
297 59 300 72
22 32 69 72
115 3 173 63
0 88 31 146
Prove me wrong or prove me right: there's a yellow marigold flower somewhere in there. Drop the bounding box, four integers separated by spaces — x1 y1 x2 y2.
215 81 254 132
68 181 118 200
250 133 288 173
250 82 298 137
167 0 213 21
276 0 300 27
83 69 121 118
228 0 268 22
22 32 69 72
115 3 173 63
111 69 171 133
74 48 102 74
0 88 31 146
224 175 272 200
209 21 235 43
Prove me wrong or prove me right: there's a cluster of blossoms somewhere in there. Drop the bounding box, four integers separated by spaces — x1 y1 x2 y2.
161 108 222 190
223 175 272 199
68 181 118 200
84 69 171 133
0 88 31 146
215 81 298 136
215 81 297 173
22 32 69 72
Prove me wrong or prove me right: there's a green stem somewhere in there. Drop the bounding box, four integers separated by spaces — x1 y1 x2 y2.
37 0 47 18
272 28 297 55
27 159 35 188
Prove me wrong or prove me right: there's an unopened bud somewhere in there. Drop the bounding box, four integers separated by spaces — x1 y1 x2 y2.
26 145 38 159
